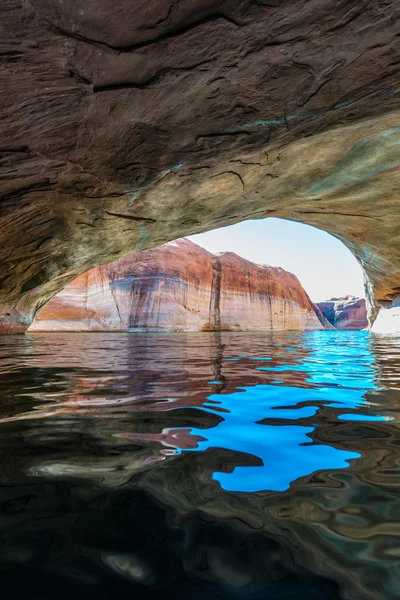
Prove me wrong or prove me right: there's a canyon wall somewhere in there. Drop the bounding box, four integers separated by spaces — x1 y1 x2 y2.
316 297 368 330
30 239 324 332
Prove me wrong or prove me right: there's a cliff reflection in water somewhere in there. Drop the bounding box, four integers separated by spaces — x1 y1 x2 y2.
0 331 399 599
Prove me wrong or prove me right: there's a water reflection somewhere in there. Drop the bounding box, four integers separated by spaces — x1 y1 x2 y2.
176 384 362 492
0 331 399 599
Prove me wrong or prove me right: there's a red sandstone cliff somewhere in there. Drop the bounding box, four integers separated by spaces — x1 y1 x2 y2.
30 239 324 332
316 296 368 330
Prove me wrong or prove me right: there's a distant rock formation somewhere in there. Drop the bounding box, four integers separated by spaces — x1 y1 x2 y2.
316 296 368 330
30 239 324 332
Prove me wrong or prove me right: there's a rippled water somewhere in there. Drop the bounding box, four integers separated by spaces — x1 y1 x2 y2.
0 331 399 599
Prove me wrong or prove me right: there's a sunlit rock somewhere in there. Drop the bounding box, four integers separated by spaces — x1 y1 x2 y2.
371 296 400 334
316 296 368 330
30 239 324 332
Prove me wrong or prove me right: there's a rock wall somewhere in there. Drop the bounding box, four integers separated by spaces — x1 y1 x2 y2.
30 239 323 332
316 296 368 330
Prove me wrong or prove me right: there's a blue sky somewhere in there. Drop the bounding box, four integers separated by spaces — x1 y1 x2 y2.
188 218 365 302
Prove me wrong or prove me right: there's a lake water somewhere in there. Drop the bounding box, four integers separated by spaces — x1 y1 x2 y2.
0 331 399 599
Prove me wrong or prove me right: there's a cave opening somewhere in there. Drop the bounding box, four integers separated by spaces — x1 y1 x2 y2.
27 218 367 333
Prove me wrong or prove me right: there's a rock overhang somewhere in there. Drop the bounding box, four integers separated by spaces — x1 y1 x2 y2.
0 0 400 332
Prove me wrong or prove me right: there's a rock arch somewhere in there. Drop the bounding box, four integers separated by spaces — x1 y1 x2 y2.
1 0 399 332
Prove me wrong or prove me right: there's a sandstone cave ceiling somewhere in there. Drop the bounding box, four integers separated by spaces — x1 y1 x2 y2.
0 0 400 331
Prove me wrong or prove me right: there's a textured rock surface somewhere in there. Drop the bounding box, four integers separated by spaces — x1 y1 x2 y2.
1 1 400 331
317 296 368 330
30 239 323 331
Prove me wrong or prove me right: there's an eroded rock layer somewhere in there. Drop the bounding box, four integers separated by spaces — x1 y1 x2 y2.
30 239 323 332
317 296 368 330
1 1 400 331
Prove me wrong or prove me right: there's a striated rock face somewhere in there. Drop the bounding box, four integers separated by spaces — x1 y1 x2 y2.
1 1 400 331
30 239 323 332
317 296 368 330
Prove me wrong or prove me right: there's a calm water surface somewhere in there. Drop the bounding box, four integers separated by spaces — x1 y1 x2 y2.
0 331 399 599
